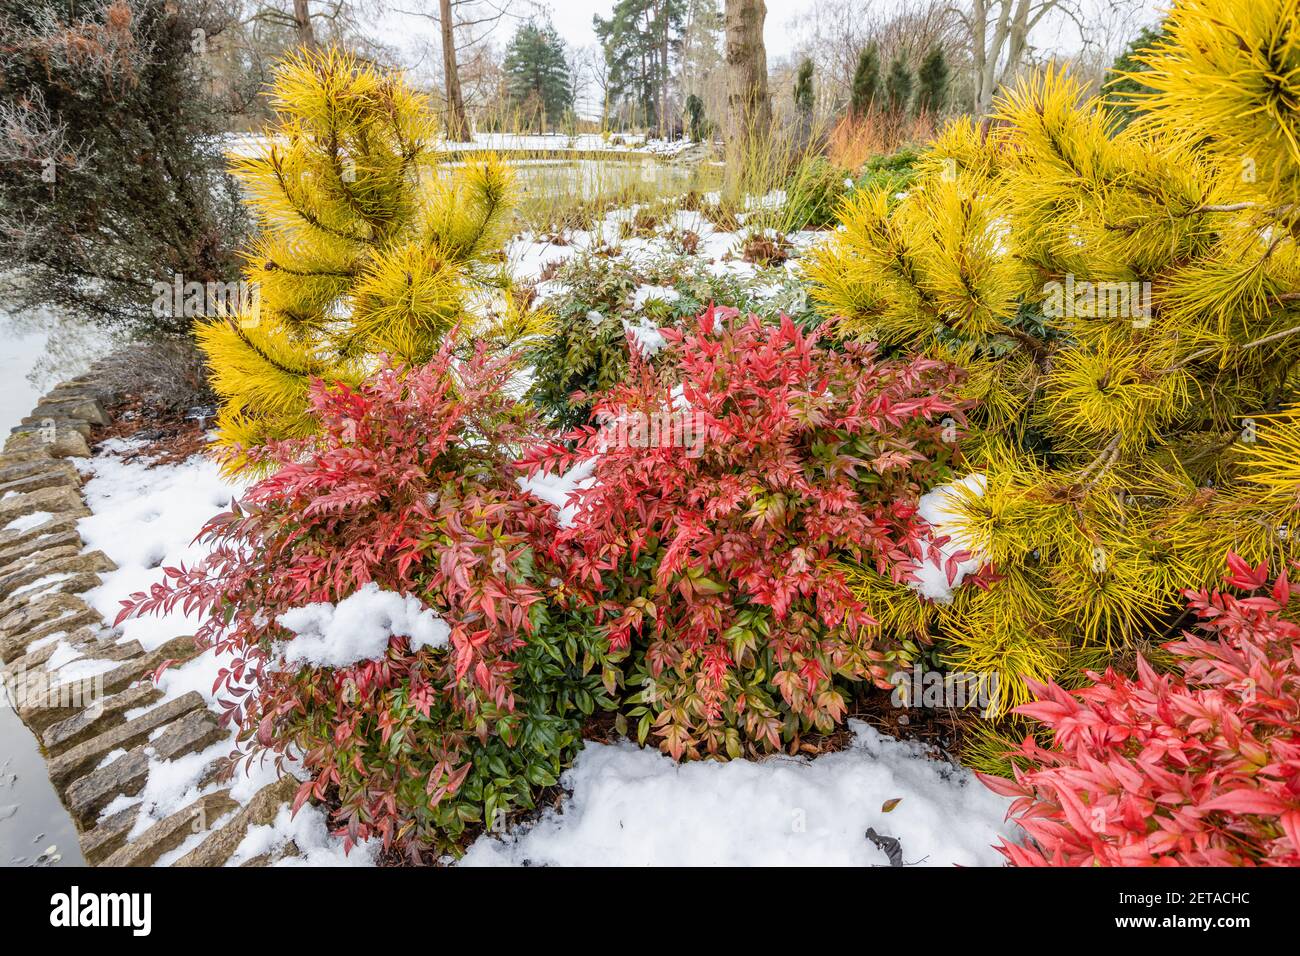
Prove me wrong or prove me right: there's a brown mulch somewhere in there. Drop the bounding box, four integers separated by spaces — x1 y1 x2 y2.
575 682 972 764
847 684 974 766
91 392 212 467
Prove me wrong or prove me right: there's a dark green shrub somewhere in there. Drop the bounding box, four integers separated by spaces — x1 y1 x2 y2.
1103 23 1166 130
0 0 248 333
851 44 880 116
782 156 850 230
885 56 913 114
527 250 819 429
915 46 949 115
855 146 921 196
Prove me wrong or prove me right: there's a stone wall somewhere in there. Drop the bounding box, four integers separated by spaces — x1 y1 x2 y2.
0 364 297 866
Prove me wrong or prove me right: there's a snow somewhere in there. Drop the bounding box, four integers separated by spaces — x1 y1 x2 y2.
436 131 697 158
77 438 243 653
630 284 681 309
517 458 597 529
622 318 668 357
909 474 988 603
10 572 72 599
230 802 380 867
95 749 127 771
3 511 53 534
43 638 82 671
49 654 119 686
506 209 743 286
459 721 1014 867
276 582 451 669
131 743 229 834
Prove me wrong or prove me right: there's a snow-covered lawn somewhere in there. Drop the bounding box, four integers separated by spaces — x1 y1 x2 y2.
440 132 698 157
504 202 824 332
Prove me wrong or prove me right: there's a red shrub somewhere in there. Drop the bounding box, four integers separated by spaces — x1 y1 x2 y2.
117 342 609 858
985 553 1300 866
522 307 968 759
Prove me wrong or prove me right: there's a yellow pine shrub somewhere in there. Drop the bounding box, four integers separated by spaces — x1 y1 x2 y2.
807 0 1300 719
198 48 546 471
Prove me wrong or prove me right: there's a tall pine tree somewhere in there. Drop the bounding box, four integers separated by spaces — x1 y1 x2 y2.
915 46 949 115
503 21 573 132
850 43 880 116
594 0 684 133
885 55 913 114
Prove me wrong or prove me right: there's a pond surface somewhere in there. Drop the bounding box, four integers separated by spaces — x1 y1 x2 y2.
509 157 716 198
433 155 721 230
0 701 83 866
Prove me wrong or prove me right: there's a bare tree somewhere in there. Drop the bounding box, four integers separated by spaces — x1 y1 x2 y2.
961 0 1083 114
1050 0 1156 96
678 0 725 141
244 1 345 50
724 0 771 193
576 44 612 127
655 0 670 139
438 0 469 139
398 1 531 139
292 0 318 47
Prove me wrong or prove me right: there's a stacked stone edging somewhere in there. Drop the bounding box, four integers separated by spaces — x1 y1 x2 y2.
0 361 298 867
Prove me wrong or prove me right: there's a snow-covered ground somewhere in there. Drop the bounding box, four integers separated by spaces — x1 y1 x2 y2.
461 724 1013 867
78 441 245 654
225 131 701 161
0 193 1016 868
506 201 823 294
439 132 698 158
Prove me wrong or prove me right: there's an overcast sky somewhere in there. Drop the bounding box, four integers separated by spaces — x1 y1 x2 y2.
381 0 820 70
534 0 821 60
379 0 1165 87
